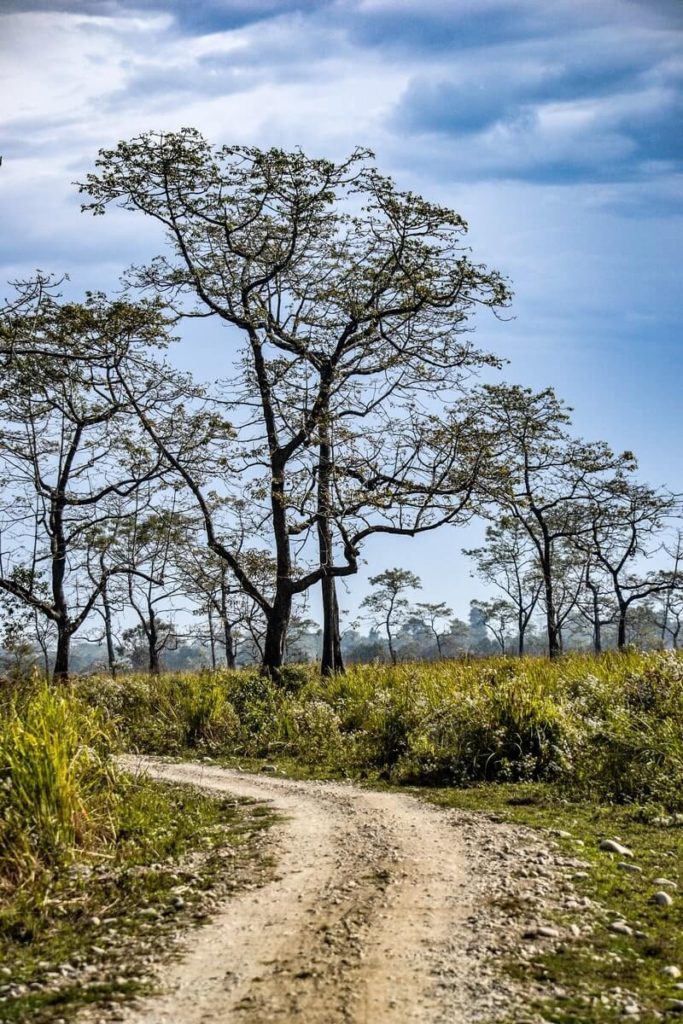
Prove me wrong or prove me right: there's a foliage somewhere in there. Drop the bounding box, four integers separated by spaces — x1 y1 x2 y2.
74 649 683 810
0 682 118 887
0 679 275 1023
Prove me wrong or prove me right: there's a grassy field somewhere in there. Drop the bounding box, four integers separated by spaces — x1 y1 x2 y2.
3 650 683 1022
0 682 276 1023
74 649 683 810
71 649 683 1022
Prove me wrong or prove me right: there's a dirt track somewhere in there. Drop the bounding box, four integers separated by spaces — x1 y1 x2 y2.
117 757 574 1023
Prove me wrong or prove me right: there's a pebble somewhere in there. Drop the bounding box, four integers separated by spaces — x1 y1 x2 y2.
662 966 682 979
600 840 633 857
537 926 560 939
623 1004 640 1016
668 1001 683 1013
653 891 674 907
261 765 277 773
609 921 633 936
618 862 642 874
653 878 677 889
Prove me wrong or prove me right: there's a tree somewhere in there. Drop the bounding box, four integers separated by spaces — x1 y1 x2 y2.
80 131 509 676
120 619 179 672
579 565 614 653
464 520 542 656
413 601 453 658
652 531 683 649
470 598 516 654
360 568 421 664
469 384 632 658
0 289 171 681
580 472 678 649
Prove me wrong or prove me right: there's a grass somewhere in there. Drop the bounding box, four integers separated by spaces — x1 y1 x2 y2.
5 650 683 1021
0 683 277 1024
426 783 683 1022
75 649 683 810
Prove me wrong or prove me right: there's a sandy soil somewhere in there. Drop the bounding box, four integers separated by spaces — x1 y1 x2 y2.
114 757 579 1024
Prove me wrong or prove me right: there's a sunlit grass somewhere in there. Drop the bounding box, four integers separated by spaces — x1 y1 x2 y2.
75 648 683 810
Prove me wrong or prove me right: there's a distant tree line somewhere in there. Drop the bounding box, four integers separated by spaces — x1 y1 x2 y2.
0 132 680 681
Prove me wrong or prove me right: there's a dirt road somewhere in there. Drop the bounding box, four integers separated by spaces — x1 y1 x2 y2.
118 757 576 1023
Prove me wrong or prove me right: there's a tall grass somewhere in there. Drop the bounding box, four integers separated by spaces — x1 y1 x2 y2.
0 682 118 888
75 649 683 810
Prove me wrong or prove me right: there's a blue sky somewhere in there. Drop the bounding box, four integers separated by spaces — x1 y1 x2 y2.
1 0 681 620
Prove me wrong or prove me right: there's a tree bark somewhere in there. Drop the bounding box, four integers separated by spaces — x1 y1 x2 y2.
315 377 345 677
50 496 70 683
53 625 70 683
148 606 160 675
219 575 237 670
262 590 291 673
207 604 217 671
321 575 344 675
101 580 117 677
543 574 561 658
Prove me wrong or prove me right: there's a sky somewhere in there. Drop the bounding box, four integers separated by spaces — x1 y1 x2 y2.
1 0 681 622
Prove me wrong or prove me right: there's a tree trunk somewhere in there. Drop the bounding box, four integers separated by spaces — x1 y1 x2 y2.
589 585 602 654
223 619 236 669
53 625 70 683
50 496 70 682
321 575 344 676
517 609 525 657
262 590 291 674
316 392 345 677
617 605 628 649
148 607 160 675
541 542 561 658
219 575 236 669
386 619 397 665
101 581 117 677
207 604 216 671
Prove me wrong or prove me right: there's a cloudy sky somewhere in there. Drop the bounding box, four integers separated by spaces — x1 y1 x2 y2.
1 0 681 618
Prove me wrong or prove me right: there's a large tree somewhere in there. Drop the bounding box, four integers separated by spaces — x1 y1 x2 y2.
80 132 509 675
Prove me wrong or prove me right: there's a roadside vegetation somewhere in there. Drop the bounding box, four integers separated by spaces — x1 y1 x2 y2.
74 649 683 810
0 680 275 1023
430 785 683 1022
67 647 683 1021
2 649 683 1021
